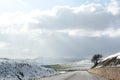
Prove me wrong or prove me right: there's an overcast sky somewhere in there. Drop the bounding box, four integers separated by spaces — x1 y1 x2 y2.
0 0 120 59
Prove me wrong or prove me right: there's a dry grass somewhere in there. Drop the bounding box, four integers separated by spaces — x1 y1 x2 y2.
88 67 120 80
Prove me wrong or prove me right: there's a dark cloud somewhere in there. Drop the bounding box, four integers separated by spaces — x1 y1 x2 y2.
39 33 120 58
29 4 120 30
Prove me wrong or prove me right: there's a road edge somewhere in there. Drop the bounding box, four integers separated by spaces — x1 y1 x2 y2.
88 67 120 80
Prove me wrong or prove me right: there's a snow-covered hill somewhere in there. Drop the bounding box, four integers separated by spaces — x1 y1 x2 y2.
49 60 93 71
64 60 93 70
97 52 120 67
103 52 120 61
0 58 57 80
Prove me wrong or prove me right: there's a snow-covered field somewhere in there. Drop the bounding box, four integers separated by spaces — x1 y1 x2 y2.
56 60 93 71
71 60 93 70
0 58 57 80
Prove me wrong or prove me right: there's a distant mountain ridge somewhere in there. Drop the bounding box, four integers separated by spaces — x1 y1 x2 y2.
33 57 86 65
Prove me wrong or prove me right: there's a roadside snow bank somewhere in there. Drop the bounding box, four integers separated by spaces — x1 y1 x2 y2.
0 58 57 80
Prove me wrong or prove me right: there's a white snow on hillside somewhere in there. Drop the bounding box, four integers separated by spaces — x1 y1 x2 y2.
0 58 57 80
103 52 120 61
74 60 93 69
61 60 93 71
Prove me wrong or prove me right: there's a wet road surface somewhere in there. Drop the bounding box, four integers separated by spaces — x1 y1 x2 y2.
38 71 106 80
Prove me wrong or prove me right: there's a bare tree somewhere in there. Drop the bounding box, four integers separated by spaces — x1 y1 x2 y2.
91 54 102 68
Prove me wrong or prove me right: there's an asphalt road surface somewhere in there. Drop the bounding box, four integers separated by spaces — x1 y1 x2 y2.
37 71 106 80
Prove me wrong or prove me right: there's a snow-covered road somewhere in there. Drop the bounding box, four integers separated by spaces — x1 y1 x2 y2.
37 71 106 80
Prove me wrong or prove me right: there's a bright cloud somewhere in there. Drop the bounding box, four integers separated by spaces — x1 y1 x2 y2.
107 0 120 15
0 41 10 49
61 28 120 38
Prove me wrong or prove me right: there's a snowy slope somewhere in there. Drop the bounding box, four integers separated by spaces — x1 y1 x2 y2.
59 60 93 71
103 52 120 61
0 58 57 80
73 60 93 69
97 52 120 67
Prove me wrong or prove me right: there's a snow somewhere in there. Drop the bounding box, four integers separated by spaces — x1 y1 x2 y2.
62 60 93 71
0 58 57 80
103 52 120 61
74 60 93 69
